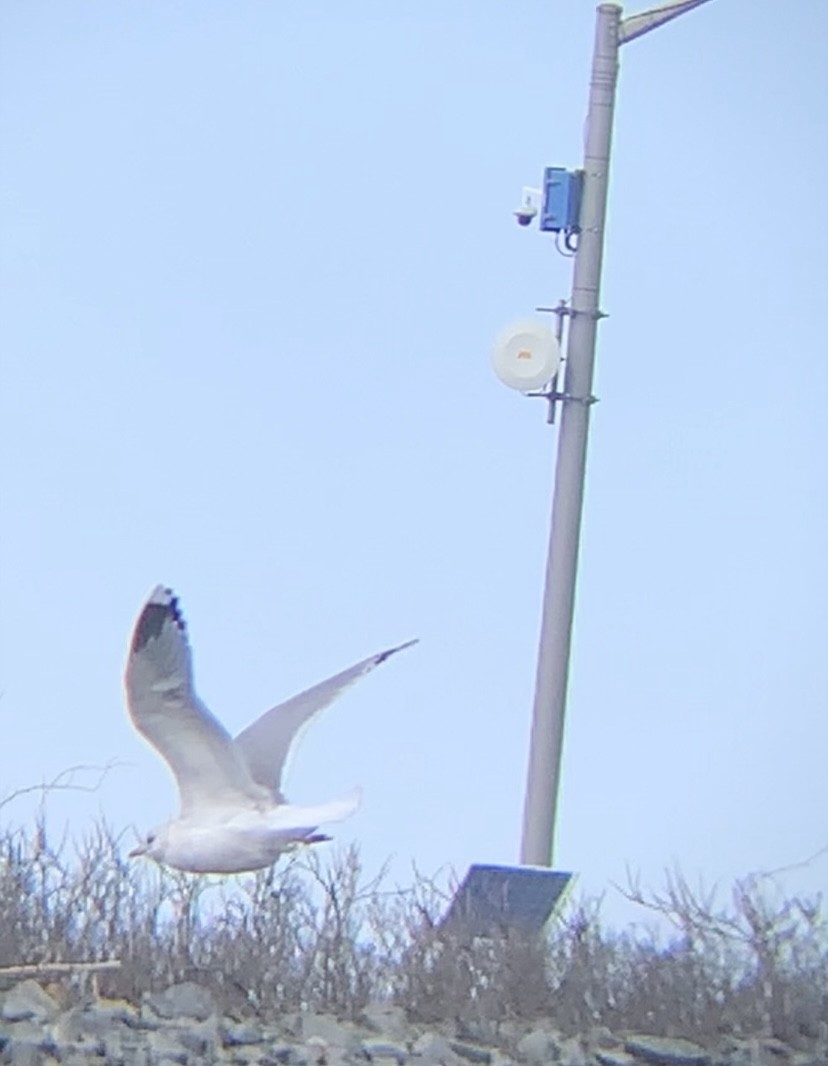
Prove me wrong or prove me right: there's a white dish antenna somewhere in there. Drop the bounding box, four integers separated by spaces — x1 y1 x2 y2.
492 318 561 392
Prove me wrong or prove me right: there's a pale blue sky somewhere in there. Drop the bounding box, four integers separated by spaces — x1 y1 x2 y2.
1 0 826 923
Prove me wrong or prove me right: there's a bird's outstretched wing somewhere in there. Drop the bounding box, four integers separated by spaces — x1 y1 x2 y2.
125 586 269 817
235 639 418 800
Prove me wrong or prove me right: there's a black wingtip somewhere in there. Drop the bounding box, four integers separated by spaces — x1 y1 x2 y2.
131 586 186 653
375 638 419 665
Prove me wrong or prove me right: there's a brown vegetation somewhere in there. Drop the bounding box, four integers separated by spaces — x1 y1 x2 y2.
0 811 825 1044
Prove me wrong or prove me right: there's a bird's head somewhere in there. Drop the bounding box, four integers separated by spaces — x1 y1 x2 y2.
128 823 171 864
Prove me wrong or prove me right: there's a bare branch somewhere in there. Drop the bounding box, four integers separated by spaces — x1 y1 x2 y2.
755 843 828 880
0 762 124 816
0 960 121 978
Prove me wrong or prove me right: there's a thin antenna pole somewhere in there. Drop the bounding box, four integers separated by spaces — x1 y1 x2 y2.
519 3 621 867
519 0 716 867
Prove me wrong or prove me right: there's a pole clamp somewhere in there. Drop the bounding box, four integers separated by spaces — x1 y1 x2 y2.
526 390 599 408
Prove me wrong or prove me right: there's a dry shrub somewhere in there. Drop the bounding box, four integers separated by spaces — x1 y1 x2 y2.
0 811 825 1042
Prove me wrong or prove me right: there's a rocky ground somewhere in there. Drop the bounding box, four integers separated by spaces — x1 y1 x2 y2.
0 979 824 1066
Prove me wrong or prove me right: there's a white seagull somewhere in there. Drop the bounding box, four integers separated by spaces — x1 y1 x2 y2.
125 585 416 874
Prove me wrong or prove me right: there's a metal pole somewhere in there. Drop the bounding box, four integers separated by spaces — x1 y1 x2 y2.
520 3 622 867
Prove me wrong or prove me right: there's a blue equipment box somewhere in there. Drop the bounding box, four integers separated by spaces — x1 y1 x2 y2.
540 167 583 233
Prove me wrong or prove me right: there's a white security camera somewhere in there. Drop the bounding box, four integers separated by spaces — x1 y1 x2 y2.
513 204 538 227
513 186 541 228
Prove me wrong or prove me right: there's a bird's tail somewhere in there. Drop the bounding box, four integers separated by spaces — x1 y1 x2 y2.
265 787 362 832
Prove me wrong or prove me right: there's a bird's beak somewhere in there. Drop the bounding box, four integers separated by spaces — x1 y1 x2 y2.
128 844 147 858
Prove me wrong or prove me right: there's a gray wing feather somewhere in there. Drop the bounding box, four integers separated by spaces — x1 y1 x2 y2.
235 639 418 800
125 586 269 817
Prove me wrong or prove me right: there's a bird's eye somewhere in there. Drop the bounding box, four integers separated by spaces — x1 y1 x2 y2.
147 833 156 845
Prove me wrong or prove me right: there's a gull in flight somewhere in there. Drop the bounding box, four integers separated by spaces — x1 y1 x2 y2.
125 585 416 874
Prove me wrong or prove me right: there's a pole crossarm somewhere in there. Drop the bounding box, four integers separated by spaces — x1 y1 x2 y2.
619 0 716 45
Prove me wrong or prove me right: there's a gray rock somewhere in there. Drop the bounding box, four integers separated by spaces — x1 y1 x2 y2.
126 1011 162 1032
124 1036 151 1064
709 1041 755 1066
589 1031 618 1053
61 1053 109 1066
324 1048 356 1066
174 1019 219 1058
729 1036 805 1066
262 1049 308 1066
623 1036 709 1066
757 1039 793 1061
51 1007 96 1045
497 1026 523 1049
595 1053 637 1066
278 1016 303 1041
305 1035 329 1066
449 1043 492 1065
0 1022 44 1050
516 1029 563 1065
53 1000 140 1045
454 1023 500 1048
7 1040 43 1066
121 1046 152 1066
228 1054 254 1066
1 982 60 1024
263 1044 304 1061
100 1032 129 1066
362 1040 409 1064
412 1033 462 1066
143 982 216 1022
299 1015 358 1051
222 1022 267 1048
146 1030 189 1065
63 1037 108 1059
557 1037 592 1066
91 999 139 1024
362 1005 409 1044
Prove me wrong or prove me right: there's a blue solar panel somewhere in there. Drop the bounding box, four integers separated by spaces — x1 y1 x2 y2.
441 864 573 938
